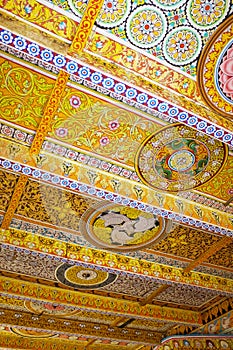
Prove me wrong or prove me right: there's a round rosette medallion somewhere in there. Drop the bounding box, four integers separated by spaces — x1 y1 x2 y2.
135 124 227 192
80 202 171 252
56 263 117 289
126 5 167 49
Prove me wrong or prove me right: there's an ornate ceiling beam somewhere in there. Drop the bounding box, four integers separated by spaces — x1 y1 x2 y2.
0 274 201 325
30 70 69 156
68 0 104 56
0 228 233 295
140 285 170 307
0 330 132 350
183 236 233 273
29 0 104 156
1 144 233 234
0 307 162 344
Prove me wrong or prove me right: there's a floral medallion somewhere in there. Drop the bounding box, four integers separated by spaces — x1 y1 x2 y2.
55 263 117 288
11 327 56 338
151 0 187 10
68 0 130 28
126 5 167 49
97 0 131 28
135 124 227 192
187 0 230 30
80 202 171 251
163 26 202 65
197 14 233 119
25 300 78 316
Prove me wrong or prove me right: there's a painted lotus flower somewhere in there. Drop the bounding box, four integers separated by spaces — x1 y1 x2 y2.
219 46 233 100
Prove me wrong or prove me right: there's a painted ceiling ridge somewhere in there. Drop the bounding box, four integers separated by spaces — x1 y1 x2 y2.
1 149 233 234
0 275 202 325
1 227 233 294
1 119 232 216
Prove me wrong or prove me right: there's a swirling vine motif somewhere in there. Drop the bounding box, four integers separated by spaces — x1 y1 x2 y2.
30 70 69 155
68 0 105 54
0 58 54 129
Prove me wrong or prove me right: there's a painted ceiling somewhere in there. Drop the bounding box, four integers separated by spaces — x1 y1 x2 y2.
0 0 233 349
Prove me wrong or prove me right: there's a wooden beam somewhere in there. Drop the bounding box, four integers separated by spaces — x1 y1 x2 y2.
183 236 232 273
30 70 69 156
140 285 170 306
68 0 104 55
1 175 28 229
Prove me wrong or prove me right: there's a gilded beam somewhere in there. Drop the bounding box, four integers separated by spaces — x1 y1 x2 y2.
0 275 201 325
0 307 162 345
1 143 233 233
30 70 69 155
183 236 233 273
0 175 28 230
0 228 233 295
0 331 129 350
140 285 170 306
68 0 104 55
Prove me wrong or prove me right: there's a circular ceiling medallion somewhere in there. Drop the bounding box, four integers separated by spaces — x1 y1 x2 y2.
187 0 230 30
197 14 233 119
56 263 117 289
80 202 171 252
135 124 227 192
24 300 78 317
126 5 167 49
163 26 202 66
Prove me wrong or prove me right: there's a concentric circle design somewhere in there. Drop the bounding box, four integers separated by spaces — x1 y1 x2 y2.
56 263 117 289
135 124 227 192
126 5 167 49
187 0 230 30
163 26 202 65
97 0 131 28
80 202 171 252
68 0 130 28
151 0 186 10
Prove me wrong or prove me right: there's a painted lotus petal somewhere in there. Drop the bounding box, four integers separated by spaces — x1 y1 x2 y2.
218 71 229 84
220 57 233 75
227 47 233 59
223 76 233 93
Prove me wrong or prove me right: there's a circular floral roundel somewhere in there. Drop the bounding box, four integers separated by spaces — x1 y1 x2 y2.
25 300 78 317
56 263 117 289
68 0 131 28
135 124 227 192
163 26 202 66
187 0 230 30
126 5 167 49
80 202 171 252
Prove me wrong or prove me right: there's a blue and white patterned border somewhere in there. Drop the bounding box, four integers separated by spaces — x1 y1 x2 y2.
0 157 232 236
0 28 233 147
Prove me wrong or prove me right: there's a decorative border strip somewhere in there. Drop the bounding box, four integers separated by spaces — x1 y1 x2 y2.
0 157 232 236
1 28 233 147
1 120 232 215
